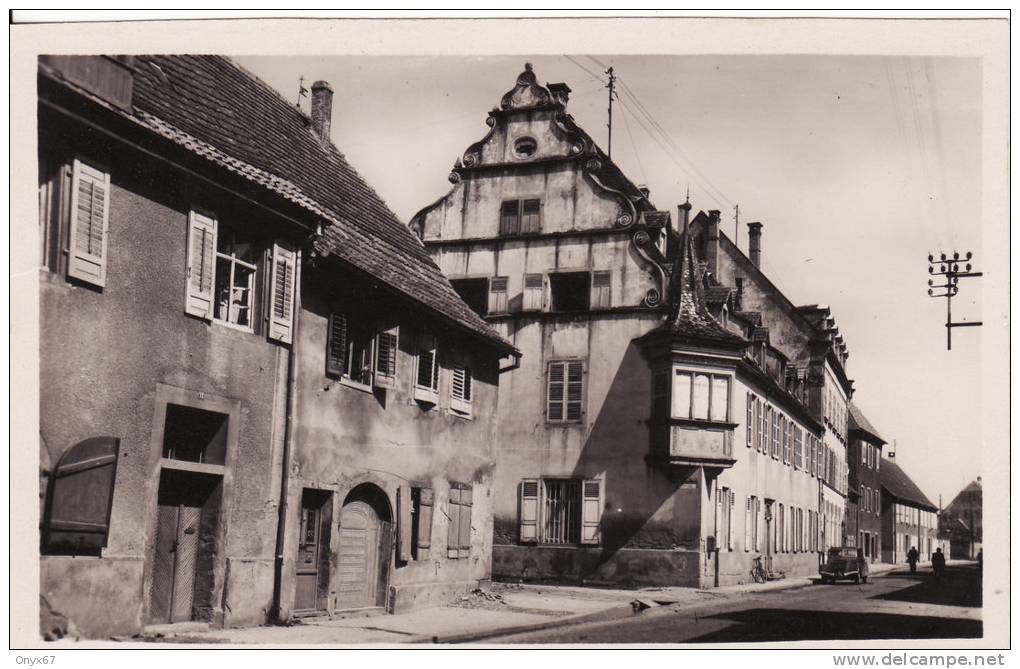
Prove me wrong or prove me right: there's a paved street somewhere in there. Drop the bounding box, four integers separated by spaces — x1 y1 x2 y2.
484 564 982 644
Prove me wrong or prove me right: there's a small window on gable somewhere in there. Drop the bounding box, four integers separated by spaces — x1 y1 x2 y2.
450 278 489 316
549 271 591 312
513 136 538 159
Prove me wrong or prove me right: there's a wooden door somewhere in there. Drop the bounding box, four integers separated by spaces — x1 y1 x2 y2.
337 501 380 610
149 503 202 623
294 497 330 612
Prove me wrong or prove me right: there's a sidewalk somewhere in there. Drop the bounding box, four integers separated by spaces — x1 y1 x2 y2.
147 563 926 645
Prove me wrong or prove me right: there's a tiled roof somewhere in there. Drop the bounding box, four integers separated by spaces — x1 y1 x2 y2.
642 211 671 229
880 458 938 511
848 402 886 444
124 56 514 353
704 285 733 305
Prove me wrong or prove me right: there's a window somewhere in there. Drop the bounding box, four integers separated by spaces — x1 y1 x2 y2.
746 393 754 447
450 365 473 416
518 478 603 545
523 274 544 311
672 370 730 422
778 502 785 553
752 397 761 451
499 198 542 235
414 332 440 402
325 313 375 387
548 271 591 311
214 227 259 330
759 401 769 454
374 325 399 389
745 495 761 552
591 270 611 309
447 483 473 559
488 276 509 314
716 486 734 551
547 360 584 423
162 404 228 465
450 278 489 316
794 427 803 470
513 136 538 158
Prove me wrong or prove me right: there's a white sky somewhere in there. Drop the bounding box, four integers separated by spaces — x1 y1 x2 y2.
238 54 983 507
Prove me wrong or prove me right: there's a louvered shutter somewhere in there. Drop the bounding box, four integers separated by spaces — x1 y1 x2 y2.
268 243 297 344
417 487 434 559
67 159 111 287
580 479 603 545
744 496 752 551
374 325 399 389
447 486 461 558
566 361 584 421
746 393 753 447
547 362 565 421
714 487 722 541
458 486 473 558
727 490 735 550
42 436 120 554
185 210 217 318
414 333 439 401
755 497 762 552
519 479 539 543
451 366 472 414
591 270 611 309
397 485 413 561
326 313 347 377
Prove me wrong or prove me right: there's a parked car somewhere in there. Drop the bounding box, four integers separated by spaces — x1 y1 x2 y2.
819 546 866 584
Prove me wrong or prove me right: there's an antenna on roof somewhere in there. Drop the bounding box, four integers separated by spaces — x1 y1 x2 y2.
296 75 309 110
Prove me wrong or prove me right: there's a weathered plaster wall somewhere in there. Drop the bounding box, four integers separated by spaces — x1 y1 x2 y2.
492 545 702 588
39 130 290 636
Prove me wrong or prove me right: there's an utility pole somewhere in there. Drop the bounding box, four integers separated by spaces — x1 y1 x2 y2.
605 66 616 159
296 75 309 110
734 204 740 249
927 251 983 350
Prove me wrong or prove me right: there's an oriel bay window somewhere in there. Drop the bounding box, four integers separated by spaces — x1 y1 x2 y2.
669 369 731 423
518 477 603 545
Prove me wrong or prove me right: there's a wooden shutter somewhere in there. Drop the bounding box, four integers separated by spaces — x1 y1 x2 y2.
499 200 520 235
547 362 565 421
326 313 347 377
727 490 735 550
488 276 508 314
374 325 399 389
414 333 439 401
67 159 111 287
744 496 752 551
268 242 297 344
591 270 611 309
755 497 762 552
458 486 473 558
566 361 584 421
714 486 722 543
523 274 544 311
746 393 753 447
446 486 461 558
580 479 603 545
185 210 217 318
42 436 120 554
519 479 539 544
417 487 434 559
451 366 472 414
397 485 413 562
521 199 541 233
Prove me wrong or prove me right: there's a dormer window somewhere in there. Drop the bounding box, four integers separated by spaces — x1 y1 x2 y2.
513 137 538 159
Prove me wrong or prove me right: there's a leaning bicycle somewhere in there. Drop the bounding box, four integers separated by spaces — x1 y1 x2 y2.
750 554 767 583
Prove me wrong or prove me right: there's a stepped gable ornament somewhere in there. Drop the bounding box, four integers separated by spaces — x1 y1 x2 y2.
500 63 552 110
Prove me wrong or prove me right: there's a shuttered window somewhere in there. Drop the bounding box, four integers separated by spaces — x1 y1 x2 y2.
744 496 753 552
185 211 217 318
547 360 584 423
67 159 111 287
213 227 258 331
794 427 804 470
447 483 472 559
519 478 601 546
499 200 520 235
326 313 348 378
771 408 780 459
268 243 297 344
580 479 603 545
42 436 120 555
523 274 544 311
450 365 473 415
500 199 542 235
488 276 509 314
591 270 611 309
519 479 539 543
521 199 541 234
746 393 754 447
373 326 399 389
414 332 440 402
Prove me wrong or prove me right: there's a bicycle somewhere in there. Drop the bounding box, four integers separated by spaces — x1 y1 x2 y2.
750 555 767 584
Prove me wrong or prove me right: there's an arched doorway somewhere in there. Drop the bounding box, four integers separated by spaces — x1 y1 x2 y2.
337 483 393 610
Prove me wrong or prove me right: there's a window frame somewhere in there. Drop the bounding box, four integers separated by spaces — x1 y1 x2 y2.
669 368 732 424
546 359 585 425
499 198 542 236
212 225 261 333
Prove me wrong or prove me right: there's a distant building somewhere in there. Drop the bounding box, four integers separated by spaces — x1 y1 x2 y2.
37 55 514 638
941 478 982 559
414 63 852 587
879 456 939 564
847 402 886 562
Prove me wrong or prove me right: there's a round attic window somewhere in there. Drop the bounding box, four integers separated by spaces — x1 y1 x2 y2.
513 137 538 159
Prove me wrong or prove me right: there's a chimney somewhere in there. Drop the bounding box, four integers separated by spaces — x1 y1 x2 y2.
310 80 334 145
747 221 763 268
677 200 692 235
706 209 721 278
548 82 571 107
637 184 650 200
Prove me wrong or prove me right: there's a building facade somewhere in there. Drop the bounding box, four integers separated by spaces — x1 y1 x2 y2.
38 55 513 638
847 402 886 563
413 63 852 587
879 457 939 564
941 478 982 559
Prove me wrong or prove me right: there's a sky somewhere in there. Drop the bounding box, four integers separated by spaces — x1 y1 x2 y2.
237 54 984 508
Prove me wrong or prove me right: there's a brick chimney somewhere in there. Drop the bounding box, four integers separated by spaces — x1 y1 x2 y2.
706 209 721 278
747 221 763 268
310 80 334 145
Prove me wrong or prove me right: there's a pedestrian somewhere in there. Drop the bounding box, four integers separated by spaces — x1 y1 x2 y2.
907 546 919 573
977 549 983 570
857 548 869 583
932 547 946 581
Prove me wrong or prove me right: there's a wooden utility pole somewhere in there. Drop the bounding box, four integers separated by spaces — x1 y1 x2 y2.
605 66 616 159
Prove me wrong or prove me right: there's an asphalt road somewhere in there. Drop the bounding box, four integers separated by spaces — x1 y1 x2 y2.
486 564 982 644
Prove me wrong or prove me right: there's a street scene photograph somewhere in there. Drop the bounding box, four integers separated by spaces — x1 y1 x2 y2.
10 12 1009 657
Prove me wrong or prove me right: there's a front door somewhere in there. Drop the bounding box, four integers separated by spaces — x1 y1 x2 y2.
294 490 331 612
337 500 381 610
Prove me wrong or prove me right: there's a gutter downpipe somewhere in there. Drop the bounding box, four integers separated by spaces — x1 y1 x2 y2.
272 249 302 624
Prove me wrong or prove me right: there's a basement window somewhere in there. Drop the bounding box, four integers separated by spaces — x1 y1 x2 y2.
549 271 591 311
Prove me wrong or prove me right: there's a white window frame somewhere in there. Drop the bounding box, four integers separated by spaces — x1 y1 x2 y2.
212 226 259 333
670 368 732 423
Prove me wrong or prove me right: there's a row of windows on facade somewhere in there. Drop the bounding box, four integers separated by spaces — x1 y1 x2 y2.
713 488 823 554
451 269 612 317
859 485 882 517
824 385 848 443
859 440 881 470
894 504 937 529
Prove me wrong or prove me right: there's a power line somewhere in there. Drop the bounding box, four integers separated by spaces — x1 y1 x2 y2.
562 55 605 85
617 99 648 184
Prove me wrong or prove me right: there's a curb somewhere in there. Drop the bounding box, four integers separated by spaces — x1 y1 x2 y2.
425 603 638 644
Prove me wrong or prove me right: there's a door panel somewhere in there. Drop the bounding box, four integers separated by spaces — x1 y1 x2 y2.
171 506 202 622
149 504 178 623
337 501 380 610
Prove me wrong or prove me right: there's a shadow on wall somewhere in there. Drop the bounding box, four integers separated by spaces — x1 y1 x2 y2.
570 341 698 568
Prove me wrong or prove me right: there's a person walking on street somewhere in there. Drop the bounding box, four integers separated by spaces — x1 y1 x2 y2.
932 547 946 581
857 548 869 584
907 546 919 573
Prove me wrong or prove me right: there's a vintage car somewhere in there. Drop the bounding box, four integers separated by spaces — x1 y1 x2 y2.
819 546 867 584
